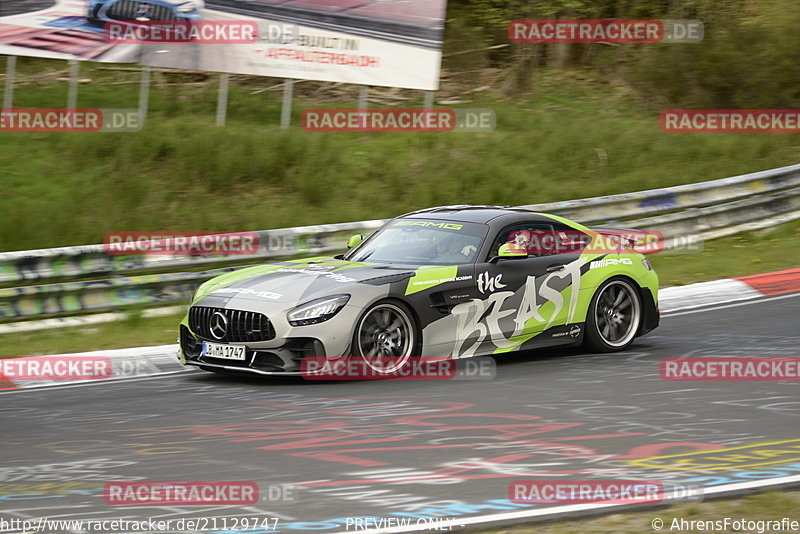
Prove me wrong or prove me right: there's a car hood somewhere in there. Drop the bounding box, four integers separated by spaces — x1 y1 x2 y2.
194 258 417 309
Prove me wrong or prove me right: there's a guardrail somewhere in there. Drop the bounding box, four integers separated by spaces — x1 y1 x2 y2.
2 164 799 322
0 220 387 286
520 162 800 222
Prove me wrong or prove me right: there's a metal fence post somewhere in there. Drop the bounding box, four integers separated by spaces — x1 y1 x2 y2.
281 79 294 128
138 65 150 125
358 85 368 109
423 91 434 109
216 73 229 127
67 59 79 110
3 55 16 110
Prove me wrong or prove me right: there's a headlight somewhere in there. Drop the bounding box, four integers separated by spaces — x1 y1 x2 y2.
288 294 350 326
641 258 653 271
176 1 198 12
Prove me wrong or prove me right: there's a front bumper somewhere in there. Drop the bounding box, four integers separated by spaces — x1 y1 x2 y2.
178 298 361 375
180 324 334 375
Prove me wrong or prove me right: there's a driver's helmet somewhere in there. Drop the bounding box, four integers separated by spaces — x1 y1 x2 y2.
507 230 532 251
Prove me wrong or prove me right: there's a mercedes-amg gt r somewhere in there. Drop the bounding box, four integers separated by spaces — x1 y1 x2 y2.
178 206 659 376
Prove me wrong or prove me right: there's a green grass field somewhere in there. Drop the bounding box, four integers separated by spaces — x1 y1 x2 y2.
652 219 800 287
2 60 800 251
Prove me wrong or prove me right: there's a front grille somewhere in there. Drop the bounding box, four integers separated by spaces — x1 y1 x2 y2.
107 0 180 21
189 306 276 343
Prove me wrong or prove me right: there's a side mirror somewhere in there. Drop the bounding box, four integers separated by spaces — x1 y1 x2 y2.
496 243 528 260
347 234 364 249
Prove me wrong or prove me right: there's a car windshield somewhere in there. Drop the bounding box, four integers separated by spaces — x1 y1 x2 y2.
345 219 488 265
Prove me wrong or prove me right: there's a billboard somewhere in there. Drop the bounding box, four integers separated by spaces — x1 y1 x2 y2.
0 0 447 90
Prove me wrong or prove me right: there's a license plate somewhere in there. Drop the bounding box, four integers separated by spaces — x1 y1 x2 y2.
202 342 246 361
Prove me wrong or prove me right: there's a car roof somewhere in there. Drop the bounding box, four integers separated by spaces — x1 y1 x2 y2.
398 205 554 224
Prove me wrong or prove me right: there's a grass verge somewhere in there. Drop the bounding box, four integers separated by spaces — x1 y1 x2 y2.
0 310 184 358
651 219 800 286
3 60 800 251
474 489 800 534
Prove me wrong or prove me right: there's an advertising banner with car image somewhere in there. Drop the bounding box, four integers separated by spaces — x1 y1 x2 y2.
0 0 448 90
0 0 141 61
136 0 447 90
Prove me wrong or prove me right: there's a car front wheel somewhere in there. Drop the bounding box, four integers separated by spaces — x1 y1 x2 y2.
352 301 417 374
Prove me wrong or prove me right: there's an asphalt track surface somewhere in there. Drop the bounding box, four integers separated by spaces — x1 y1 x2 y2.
1 293 799 533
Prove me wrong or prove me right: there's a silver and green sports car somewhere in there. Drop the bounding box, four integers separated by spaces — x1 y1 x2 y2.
87 0 203 23
178 206 659 376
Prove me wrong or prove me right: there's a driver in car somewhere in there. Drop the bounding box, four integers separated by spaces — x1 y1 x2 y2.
434 235 479 263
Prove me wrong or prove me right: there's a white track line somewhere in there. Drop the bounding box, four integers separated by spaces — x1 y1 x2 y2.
0 369 193 395
663 291 800 317
657 278 763 313
335 474 800 533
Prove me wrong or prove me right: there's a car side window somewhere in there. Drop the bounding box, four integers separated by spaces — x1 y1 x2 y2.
488 223 557 259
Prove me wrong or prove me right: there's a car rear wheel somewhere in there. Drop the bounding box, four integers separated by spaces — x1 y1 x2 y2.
352 301 417 374
583 278 641 352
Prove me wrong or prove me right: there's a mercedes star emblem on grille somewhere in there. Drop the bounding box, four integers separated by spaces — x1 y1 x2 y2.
209 311 228 340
